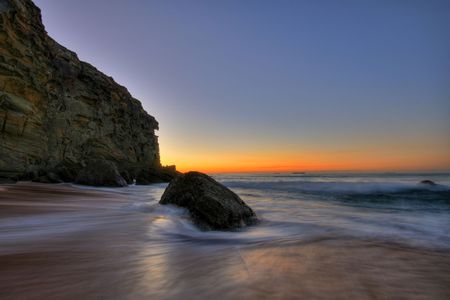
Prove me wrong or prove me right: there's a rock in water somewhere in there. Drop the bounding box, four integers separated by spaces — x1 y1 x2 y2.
420 180 437 186
75 159 127 187
160 172 257 230
0 0 175 184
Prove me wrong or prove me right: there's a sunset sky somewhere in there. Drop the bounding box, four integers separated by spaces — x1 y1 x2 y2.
35 0 450 173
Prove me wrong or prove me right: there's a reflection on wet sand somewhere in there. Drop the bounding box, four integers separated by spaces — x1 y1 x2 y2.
1 183 449 299
134 241 450 300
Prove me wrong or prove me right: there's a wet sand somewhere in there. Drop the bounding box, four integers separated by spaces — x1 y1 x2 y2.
1 183 449 299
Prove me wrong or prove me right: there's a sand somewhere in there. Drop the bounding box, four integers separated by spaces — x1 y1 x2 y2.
1 183 449 299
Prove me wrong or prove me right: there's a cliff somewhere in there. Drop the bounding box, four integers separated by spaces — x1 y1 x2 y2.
0 0 175 185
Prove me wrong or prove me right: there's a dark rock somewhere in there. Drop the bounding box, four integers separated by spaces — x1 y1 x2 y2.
17 171 39 181
159 165 181 181
53 161 81 182
120 170 133 185
0 171 18 183
0 177 17 184
32 172 63 184
136 171 165 185
420 180 437 186
136 166 180 185
160 171 257 230
75 159 127 187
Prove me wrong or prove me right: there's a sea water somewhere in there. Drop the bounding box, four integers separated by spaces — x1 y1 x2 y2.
1 172 449 299
122 172 450 249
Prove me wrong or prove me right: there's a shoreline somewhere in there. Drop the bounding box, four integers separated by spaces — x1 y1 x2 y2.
1 183 450 299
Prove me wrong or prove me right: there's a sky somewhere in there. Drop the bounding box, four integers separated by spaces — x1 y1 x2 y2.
34 0 450 173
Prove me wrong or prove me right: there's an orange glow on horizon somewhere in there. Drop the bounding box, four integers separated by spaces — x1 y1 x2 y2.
159 131 450 174
161 150 450 174
171 163 450 174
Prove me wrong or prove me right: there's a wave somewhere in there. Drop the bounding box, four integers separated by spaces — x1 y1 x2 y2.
220 180 450 206
223 179 450 194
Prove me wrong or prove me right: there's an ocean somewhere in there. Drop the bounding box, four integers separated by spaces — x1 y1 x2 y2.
215 172 450 249
1 172 449 299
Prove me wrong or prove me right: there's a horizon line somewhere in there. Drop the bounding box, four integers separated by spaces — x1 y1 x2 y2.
182 169 450 175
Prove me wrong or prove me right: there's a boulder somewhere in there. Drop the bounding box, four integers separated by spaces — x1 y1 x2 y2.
0 177 17 184
53 161 81 182
75 159 127 187
159 165 181 181
136 166 180 185
0 171 18 184
420 180 437 186
32 172 63 184
136 170 166 185
160 171 257 230
120 170 134 185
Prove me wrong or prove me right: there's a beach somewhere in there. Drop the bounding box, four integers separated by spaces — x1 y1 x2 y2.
1 0 449 299
1 174 449 299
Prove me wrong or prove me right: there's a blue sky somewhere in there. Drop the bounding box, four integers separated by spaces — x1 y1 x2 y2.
34 0 450 171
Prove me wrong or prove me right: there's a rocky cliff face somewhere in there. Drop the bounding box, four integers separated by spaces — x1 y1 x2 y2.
0 0 173 185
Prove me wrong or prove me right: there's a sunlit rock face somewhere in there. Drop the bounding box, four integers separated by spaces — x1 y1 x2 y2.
0 0 166 184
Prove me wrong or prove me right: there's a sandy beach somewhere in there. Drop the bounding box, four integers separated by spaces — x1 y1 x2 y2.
1 0 449 299
1 182 449 300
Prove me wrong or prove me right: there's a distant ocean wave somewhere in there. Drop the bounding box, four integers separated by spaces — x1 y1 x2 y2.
223 179 450 193
218 179 450 208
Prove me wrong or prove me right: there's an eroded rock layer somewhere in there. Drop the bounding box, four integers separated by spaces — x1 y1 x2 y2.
0 0 170 184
